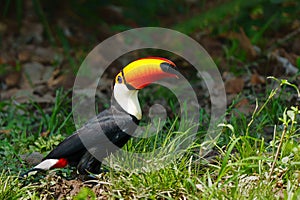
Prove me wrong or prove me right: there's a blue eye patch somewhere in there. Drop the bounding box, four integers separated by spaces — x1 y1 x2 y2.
117 76 122 83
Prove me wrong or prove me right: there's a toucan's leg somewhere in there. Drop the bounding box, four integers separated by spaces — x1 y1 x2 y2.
77 152 102 175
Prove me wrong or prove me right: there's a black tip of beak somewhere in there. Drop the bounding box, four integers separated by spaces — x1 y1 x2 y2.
160 62 180 77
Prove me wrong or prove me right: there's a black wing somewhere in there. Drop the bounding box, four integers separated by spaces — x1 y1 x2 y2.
44 106 138 164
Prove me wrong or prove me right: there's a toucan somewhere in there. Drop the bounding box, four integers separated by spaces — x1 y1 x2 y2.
21 57 178 177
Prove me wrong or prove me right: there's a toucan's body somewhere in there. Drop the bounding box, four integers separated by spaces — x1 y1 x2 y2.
41 102 138 174
21 57 178 177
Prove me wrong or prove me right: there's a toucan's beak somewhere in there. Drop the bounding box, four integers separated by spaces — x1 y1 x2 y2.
120 57 179 90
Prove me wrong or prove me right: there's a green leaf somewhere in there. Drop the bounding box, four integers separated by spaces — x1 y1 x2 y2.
287 110 295 122
74 187 96 200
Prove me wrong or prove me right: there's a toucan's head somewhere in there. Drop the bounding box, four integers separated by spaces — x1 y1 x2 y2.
114 57 178 90
113 57 178 120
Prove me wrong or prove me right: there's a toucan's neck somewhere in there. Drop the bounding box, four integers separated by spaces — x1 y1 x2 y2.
113 84 142 120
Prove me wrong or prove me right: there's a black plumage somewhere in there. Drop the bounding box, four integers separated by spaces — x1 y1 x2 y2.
44 100 139 174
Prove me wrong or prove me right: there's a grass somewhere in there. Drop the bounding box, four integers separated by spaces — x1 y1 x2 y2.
91 78 300 199
174 0 300 38
1 0 300 199
174 0 266 34
0 77 299 199
0 89 74 173
0 171 33 200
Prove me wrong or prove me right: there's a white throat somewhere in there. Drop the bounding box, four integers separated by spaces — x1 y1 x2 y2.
113 84 142 120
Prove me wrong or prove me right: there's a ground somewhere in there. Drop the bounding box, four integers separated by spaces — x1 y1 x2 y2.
0 0 300 199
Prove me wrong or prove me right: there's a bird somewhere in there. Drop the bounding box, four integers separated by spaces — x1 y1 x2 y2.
21 57 178 177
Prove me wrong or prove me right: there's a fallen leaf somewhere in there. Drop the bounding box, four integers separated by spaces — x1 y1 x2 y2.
0 129 11 135
1 88 54 103
22 62 54 89
225 77 245 94
23 62 45 85
32 47 60 64
234 98 254 116
47 73 75 89
223 28 257 59
235 98 249 108
250 73 266 85
5 71 21 88
18 50 31 62
40 130 50 137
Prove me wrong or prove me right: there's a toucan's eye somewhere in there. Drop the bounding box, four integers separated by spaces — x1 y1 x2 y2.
117 76 122 83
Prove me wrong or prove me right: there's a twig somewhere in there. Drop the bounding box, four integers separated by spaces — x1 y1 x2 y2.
268 124 288 181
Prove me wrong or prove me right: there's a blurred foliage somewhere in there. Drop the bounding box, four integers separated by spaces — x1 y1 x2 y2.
2 0 187 26
2 0 300 43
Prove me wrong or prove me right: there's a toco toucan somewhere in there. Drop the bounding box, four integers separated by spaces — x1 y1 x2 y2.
21 57 178 177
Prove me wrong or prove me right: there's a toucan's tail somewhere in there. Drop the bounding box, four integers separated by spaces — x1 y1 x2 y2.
20 158 68 179
19 168 45 179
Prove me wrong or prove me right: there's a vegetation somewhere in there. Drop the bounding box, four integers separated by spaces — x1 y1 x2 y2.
1 77 299 199
1 0 300 199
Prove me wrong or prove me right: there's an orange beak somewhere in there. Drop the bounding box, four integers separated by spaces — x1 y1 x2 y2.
116 57 179 90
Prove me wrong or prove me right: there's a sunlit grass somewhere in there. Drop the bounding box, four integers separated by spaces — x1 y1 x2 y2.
0 78 299 199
